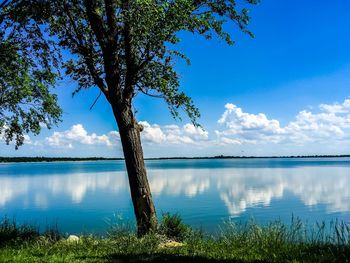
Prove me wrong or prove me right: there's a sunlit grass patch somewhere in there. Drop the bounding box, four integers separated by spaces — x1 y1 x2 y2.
0 216 349 262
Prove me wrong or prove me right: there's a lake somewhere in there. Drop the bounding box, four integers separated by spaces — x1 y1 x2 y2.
1 158 350 235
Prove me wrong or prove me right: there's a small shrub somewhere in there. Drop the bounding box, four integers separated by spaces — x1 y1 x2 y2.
158 213 190 241
0 218 39 245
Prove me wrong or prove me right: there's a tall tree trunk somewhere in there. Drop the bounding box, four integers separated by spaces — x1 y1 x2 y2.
112 103 157 236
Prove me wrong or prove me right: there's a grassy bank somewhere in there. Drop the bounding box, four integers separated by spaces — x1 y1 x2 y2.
0 216 350 262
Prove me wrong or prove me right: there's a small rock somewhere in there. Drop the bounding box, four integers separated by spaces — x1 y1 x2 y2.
158 240 184 249
67 235 80 242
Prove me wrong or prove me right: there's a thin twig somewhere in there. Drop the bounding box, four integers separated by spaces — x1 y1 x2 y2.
0 0 10 10
89 91 102 110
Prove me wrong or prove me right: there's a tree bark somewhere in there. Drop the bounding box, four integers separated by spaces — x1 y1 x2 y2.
112 103 157 236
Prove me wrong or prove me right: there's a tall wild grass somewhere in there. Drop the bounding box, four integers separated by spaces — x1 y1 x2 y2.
0 215 349 262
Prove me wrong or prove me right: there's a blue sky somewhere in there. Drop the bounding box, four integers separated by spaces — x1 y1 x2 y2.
1 0 350 157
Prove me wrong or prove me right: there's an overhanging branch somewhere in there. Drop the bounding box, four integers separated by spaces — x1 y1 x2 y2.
0 0 10 10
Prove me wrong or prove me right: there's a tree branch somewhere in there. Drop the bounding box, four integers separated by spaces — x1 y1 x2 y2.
137 41 155 73
104 0 118 39
136 84 163 99
84 0 122 104
103 0 121 99
63 2 109 100
121 0 137 101
83 0 107 51
0 0 10 10
89 90 102 110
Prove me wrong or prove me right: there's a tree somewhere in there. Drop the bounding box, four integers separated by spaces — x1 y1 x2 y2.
5 0 257 235
0 0 62 149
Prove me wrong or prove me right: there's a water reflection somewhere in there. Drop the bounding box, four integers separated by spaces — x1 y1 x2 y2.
0 172 127 208
285 168 350 213
0 177 29 206
0 164 350 217
215 167 350 215
217 172 285 215
149 169 210 197
47 172 127 203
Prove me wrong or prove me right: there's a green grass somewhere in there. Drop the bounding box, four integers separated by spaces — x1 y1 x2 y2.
0 216 350 262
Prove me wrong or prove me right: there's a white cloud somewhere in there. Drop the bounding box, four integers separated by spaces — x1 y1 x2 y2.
139 122 166 144
216 103 284 145
29 121 209 153
139 121 208 145
4 97 350 156
183 123 209 140
45 124 119 148
216 98 350 146
320 99 350 113
217 136 242 145
218 103 283 133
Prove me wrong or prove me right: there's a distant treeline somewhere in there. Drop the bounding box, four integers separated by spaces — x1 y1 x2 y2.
148 155 350 160
0 157 122 163
209 154 350 159
1 155 350 163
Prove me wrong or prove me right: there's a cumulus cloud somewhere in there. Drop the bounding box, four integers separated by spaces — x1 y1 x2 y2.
216 98 350 146
140 121 209 145
218 103 283 133
6 97 350 155
320 99 350 113
216 103 285 145
45 124 119 148
37 122 209 151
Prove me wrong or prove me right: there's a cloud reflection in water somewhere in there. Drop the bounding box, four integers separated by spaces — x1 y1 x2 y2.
0 166 349 216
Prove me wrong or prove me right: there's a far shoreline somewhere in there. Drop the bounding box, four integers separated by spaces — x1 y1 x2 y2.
1 155 350 163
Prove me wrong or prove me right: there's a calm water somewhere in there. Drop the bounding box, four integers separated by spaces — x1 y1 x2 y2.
1 158 350 234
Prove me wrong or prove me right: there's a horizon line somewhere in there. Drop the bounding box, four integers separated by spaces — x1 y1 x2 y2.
1 155 350 163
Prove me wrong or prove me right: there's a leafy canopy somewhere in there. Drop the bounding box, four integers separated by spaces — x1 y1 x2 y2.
0 1 62 149
2 0 257 146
